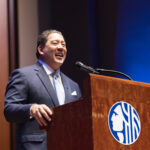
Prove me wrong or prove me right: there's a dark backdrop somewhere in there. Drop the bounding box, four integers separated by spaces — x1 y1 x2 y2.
38 0 118 90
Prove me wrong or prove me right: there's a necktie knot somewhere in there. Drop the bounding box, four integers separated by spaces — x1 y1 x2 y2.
52 72 58 79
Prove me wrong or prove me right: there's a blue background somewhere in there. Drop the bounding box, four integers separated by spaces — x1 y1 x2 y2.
115 0 150 83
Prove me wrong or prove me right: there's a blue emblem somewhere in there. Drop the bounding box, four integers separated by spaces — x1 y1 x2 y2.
108 101 141 145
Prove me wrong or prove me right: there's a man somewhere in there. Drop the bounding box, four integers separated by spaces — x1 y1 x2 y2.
4 29 82 150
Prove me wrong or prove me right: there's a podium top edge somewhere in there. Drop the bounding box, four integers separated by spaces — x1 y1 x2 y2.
88 73 150 87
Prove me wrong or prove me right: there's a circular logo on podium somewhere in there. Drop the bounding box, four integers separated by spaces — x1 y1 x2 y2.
108 101 141 145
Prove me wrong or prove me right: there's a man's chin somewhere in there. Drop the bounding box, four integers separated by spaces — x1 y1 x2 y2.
55 58 65 64
54 60 64 69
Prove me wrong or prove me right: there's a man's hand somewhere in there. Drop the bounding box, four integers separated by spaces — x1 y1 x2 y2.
30 104 53 126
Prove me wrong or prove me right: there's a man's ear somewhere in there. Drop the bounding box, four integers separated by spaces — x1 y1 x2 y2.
38 45 44 56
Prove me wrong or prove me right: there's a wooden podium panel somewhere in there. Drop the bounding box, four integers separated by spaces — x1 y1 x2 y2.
46 74 150 150
46 99 93 150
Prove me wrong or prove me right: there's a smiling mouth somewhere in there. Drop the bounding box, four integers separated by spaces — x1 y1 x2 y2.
55 53 64 58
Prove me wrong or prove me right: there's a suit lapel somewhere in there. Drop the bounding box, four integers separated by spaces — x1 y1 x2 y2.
61 72 72 104
34 62 60 106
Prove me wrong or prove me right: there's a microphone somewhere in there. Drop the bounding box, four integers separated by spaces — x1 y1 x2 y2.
75 61 99 74
75 61 132 80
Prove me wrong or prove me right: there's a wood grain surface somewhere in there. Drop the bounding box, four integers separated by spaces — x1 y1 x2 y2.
46 74 150 150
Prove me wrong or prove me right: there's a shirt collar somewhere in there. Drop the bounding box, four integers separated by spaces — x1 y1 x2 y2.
38 59 60 76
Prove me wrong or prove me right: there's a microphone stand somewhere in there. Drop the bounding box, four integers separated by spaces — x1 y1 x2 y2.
96 68 132 80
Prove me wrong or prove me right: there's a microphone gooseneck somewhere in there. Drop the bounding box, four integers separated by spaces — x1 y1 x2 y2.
96 68 132 80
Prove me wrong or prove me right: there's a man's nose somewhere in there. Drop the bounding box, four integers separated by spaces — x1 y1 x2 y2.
57 43 63 49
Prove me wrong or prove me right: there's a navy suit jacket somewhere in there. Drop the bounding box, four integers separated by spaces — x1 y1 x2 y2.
4 62 82 150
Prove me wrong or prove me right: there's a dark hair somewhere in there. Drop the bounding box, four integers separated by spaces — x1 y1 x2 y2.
36 29 63 59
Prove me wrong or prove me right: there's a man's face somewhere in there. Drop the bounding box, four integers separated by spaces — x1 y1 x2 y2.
40 32 67 70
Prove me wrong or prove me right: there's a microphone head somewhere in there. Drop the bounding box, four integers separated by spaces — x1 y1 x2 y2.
75 61 84 68
75 61 99 74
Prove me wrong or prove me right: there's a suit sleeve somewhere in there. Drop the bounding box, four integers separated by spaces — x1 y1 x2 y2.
4 69 33 123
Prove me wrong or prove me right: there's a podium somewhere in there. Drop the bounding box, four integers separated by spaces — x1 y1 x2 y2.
46 74 150 150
